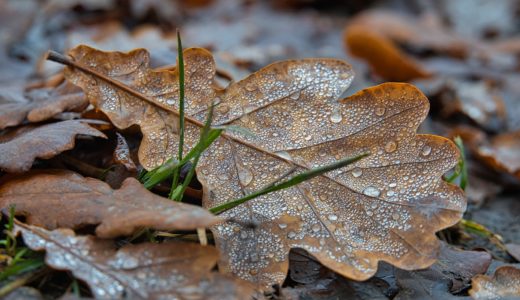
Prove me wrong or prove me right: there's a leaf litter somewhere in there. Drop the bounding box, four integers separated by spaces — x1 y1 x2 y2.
59 45 465 288
1 0 520 298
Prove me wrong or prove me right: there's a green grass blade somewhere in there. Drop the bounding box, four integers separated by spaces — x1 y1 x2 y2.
445 136 467 190
170 29 186 198
209 152 370 214
171 104 221 201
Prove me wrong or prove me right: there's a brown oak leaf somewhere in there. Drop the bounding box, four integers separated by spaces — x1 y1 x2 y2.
0 120 106 173
62 45 466 288
13 223 255 299
0 170 220 238
470 266 520 300
476 131 520 180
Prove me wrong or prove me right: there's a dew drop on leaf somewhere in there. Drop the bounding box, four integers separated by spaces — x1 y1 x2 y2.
363 186 381 197
385 141 397 153
375 107 386 116
330 109 342 123
351 168 363 177
237 167 253 186
421 145 432 156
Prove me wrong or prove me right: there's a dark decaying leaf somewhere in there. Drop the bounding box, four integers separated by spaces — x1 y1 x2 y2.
0 170 221 238
470 266 520 300
13 223 256 300
506 244 520 262
0 120 106 173
61 45 465 289
394 242 491 299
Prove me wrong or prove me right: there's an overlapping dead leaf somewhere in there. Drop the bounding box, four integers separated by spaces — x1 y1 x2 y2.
0 170 220 238
62 45 465 288
14 223 255 299
0 120 106 173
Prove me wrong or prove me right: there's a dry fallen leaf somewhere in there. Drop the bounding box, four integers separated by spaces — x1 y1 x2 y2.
0 170 220 238
0 82 89 129
476 131 520 180
13 223 255 299
470 266 520 300
0 120 106 173
62 45 466 288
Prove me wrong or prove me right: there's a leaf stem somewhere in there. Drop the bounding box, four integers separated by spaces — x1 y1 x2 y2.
210 152 370 215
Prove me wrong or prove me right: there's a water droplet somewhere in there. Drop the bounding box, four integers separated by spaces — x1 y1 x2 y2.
375 107 386 116
370 202 378 209
276 151 292 161
166 99 175 105
287 231 297 239
272 132 279 137
240 230 248 239
245 82 256 92
278 223 287 229
363 186 381 198
386 190 396 197
384 141 397 153
250 252 259 262
318 150 327 157
121 257 139 269
328 214 338 221
330 109 342 123
351 168 363 177
304 135 312 141
238 167 253 186
289 91 300 100
366 210 373 216
311 223 321 233
392 213 400 220
421 145 432 156
319 239 326 246
388 182 397 188
319 194 328 201
243 105 255 114
249 269 258 275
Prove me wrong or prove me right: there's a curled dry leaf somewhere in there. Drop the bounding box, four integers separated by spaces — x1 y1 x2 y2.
344 24 431 82
0 170 220 238
14 223 255 300
62 45 465 288
476 131 520 180
0 120 106 173
0 82 89 129
470 266 520 300
113 132 137 172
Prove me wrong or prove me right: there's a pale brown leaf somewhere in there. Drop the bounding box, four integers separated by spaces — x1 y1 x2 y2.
0 120 106 173
470 266 520 300
62 46 466 288
476 131 520 180
0 170 220 238
14 223 256 300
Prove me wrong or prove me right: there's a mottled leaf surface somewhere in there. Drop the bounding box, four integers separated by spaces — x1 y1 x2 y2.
63 45 466 288
0 170 220 238
14 223 255 300
470 266 520 300
0 120 106 173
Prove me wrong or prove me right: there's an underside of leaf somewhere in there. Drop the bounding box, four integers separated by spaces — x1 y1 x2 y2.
62 45 466 289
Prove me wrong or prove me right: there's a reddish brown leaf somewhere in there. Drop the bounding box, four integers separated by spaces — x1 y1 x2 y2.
0 120 106 173
0 170 221 238
61 46 465 289
344 25 431 81
14 223 256 299
470 266 520 299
